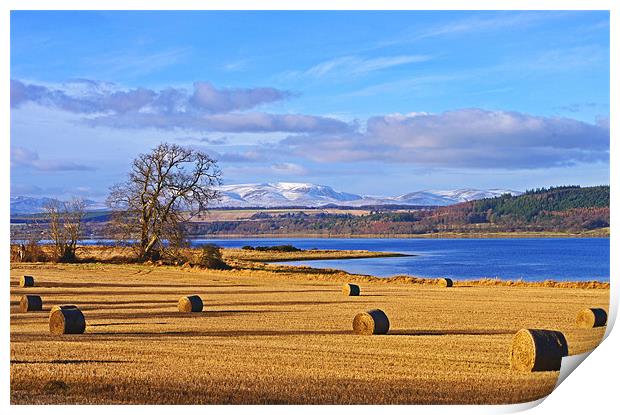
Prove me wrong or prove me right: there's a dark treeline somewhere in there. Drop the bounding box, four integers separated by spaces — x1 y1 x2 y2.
473 185 609 220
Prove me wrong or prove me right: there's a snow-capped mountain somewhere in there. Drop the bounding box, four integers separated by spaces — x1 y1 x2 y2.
393 189 521 206
10 196 60 214
11 184 521 213
217 182 362 207
214 182 521 207
10 196 106 214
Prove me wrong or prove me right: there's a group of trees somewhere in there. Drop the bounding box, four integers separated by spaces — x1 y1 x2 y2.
12 143 223 265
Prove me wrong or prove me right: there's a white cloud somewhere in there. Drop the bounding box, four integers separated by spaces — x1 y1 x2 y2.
280 109 609 169
11 146 95 171
190 81 293 112
223 60 248 71
11 79 293 114
11 79 350 134
284 54 431 81
271 162 308 175
375 12 566 48
82 47 190 77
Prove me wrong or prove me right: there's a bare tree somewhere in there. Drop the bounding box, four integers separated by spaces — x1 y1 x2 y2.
45 198 86 262
10 222 47 263
106 143 221 261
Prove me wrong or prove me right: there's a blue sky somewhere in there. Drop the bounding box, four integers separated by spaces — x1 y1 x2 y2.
10 10 610 199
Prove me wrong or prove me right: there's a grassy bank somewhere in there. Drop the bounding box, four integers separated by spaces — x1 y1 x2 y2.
223 248 411 263
63 245 409 263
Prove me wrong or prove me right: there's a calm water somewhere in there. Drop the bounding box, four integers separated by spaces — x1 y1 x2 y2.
188 237 610 282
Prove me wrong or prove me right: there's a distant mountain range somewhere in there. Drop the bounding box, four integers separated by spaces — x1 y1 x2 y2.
215 182 522 208
10 183 522 214
10 196 106 215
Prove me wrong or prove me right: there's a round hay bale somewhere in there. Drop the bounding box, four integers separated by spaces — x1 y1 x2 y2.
510 329 568 372
49 308 86 335
576 308 607 328
437 278 453 287
19 295 43 312
50 305 79 315
19 275 35 287
353 309 390 335
342 283 360 296
178 295 203 312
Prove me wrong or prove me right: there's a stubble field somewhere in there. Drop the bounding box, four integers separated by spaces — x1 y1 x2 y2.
10 260 608 404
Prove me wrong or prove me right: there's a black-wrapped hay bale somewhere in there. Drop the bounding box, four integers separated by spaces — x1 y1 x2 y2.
49 307 86 335
342 283 360 296
510 329 568 372
576 308 607 328
353 309 390 335
50 305 79 315
178 295 203 312
20 276 35 287
437 278 453 287
19 295 43 312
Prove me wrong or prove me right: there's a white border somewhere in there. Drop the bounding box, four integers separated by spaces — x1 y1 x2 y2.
2 1 616 413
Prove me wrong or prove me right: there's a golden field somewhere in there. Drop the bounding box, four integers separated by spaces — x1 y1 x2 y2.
10 249 609 404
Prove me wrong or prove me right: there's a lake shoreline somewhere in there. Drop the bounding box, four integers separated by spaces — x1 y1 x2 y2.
18 240 607 286
249 251 412 263
259 263 610 289
188 232 611 239
74 229 610 242
234 253 609 289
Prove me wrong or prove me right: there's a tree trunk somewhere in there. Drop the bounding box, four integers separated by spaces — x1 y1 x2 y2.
141 236 159 261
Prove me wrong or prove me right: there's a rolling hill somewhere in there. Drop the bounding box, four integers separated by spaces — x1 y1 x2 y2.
215 182 521 207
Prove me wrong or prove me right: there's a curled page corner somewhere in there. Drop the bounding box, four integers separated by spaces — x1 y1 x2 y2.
603 300 616 341
494 397 547 414
498 350 596 414
556 350 593 388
